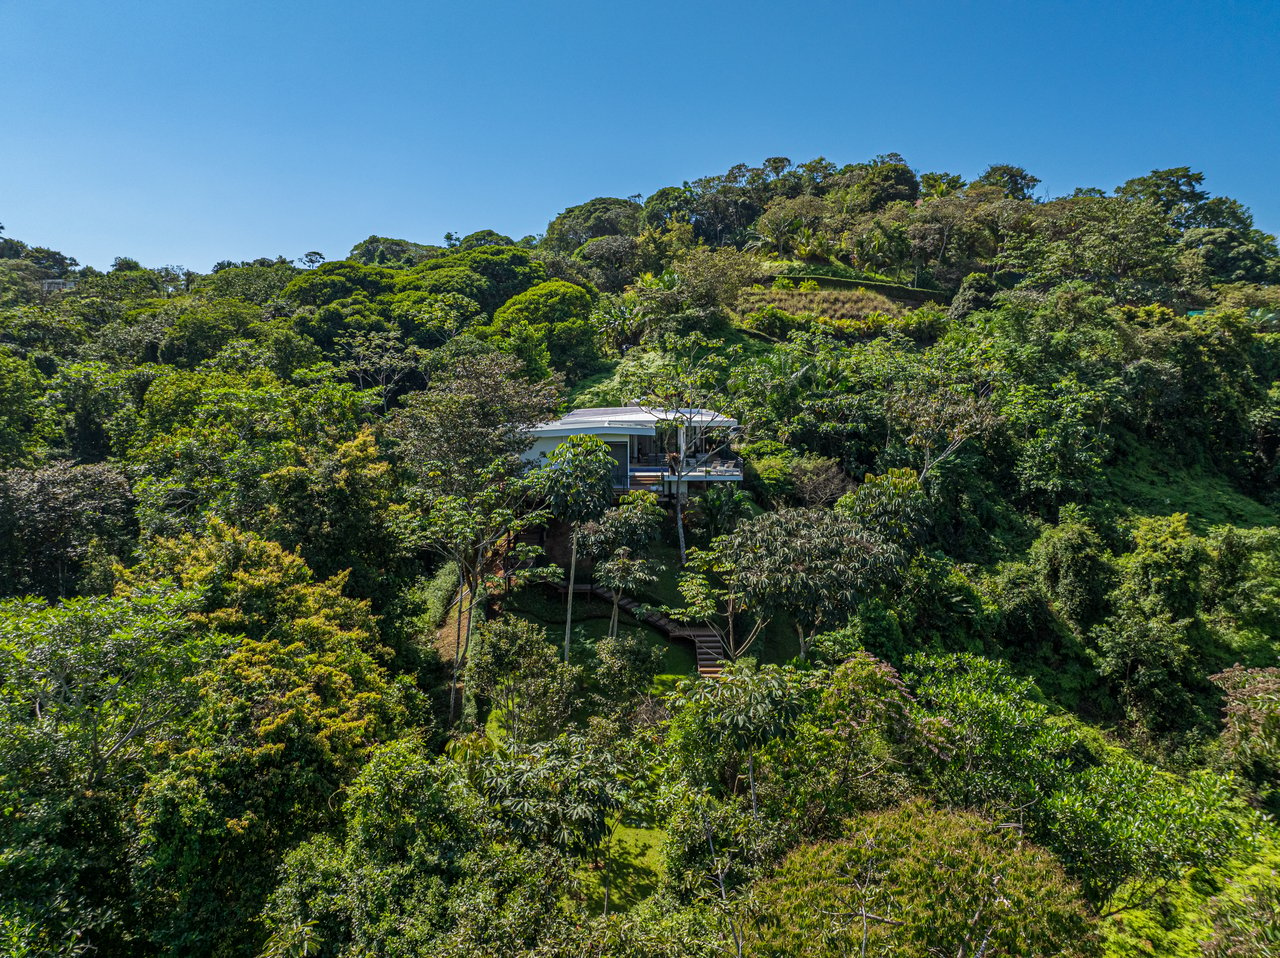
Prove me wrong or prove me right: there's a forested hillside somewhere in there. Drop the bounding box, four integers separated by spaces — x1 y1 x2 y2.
2 157 1279 957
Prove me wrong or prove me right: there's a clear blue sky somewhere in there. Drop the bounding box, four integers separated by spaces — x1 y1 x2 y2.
2 0 1277 272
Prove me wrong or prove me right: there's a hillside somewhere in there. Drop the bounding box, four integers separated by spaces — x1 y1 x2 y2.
2 156 1279 958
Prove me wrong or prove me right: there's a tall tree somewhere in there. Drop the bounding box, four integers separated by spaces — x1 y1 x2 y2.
538 433 616 660
620 333 736 563
391 353 560 721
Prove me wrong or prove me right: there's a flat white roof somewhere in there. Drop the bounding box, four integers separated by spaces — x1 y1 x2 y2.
530 406 737 437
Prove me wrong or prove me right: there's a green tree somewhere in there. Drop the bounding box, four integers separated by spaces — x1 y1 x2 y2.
619 334 735 562
0 591 214 953
1115 166 1208 229
483 279 600 380
544 197 644 252
747 802 1100 958
260 738 579 958
1045 759 1249 914
0 351 44 466
0 462 135 599
1211 665 1280 809
669 661 807 817
724 507 906 661
975 163 1042 200
757 653 943 838
469 733 629 859
1029 508 1115 634
539 433 616 660
120 523 415 957
391 352 561 719
468 616 580 742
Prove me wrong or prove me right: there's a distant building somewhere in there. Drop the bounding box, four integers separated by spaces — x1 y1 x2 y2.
526 405 743 493
40 278 77 295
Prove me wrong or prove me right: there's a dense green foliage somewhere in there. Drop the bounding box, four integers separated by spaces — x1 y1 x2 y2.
1 157 1278 957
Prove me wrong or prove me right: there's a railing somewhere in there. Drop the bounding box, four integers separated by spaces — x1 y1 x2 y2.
627 456 744 478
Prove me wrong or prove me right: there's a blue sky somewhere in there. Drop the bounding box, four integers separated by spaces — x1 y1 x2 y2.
2 0 1277 271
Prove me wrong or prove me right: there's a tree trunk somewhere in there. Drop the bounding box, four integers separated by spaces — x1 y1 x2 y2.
609 590 620 639
564 530 577 661
448 565 466 726
602 825 612 917
675 492 688 565
747 752 758 817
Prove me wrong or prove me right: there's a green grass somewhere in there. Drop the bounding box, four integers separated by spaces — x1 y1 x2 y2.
501 582 697 678
578 823 667 915
566 361 622 408
1108 442 1279 532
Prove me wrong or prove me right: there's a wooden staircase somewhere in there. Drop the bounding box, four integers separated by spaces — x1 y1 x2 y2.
553 581 727 678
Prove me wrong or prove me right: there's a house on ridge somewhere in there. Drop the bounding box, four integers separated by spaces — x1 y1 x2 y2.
525 405 743 495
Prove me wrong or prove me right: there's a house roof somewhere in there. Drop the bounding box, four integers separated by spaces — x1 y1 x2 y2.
529 406 737 437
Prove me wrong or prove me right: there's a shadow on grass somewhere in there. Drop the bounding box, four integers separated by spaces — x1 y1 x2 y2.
580 824 666 915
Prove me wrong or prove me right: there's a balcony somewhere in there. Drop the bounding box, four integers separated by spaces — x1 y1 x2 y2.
615 454 744 490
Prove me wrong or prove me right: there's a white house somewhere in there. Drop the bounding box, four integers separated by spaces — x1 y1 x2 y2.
525 405 744 493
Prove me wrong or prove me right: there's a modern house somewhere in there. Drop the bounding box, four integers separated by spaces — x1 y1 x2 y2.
525 405 744 493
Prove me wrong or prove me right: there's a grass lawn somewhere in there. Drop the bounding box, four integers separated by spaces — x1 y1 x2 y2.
501 582 697 679
578 822 667 915
1108 441 1279 531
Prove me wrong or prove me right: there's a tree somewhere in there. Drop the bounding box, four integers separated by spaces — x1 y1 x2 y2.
721 507 906 661
334 328 430 410
390 352 560 497
1006 196 1181 300
668 661 807 816
1211 665 1280 809
1045 760 1249 914
0 351 43 467
747 802 1100 958
539 434 616 660
758 654 944 837
620 334 735 563
975 163 1042 201
408 481 549 725
581 489 666 637
1029 509 1115 635
1115 166 1207 229
261 427 415 610
468 616 580 742
688 483 751 539
260 738 579 957
482 279 600 380
590 629 665 720
544 197 644 252
947 271 999 319
1181 225 1278 284
845 161 920 212
118 523 415 956
884 382 1000 483
906 653 1084 816
469 734 629 859
595 548 659 640
920 171 967 198
0 462 135 599
459 229 515 250
0 591 215 953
